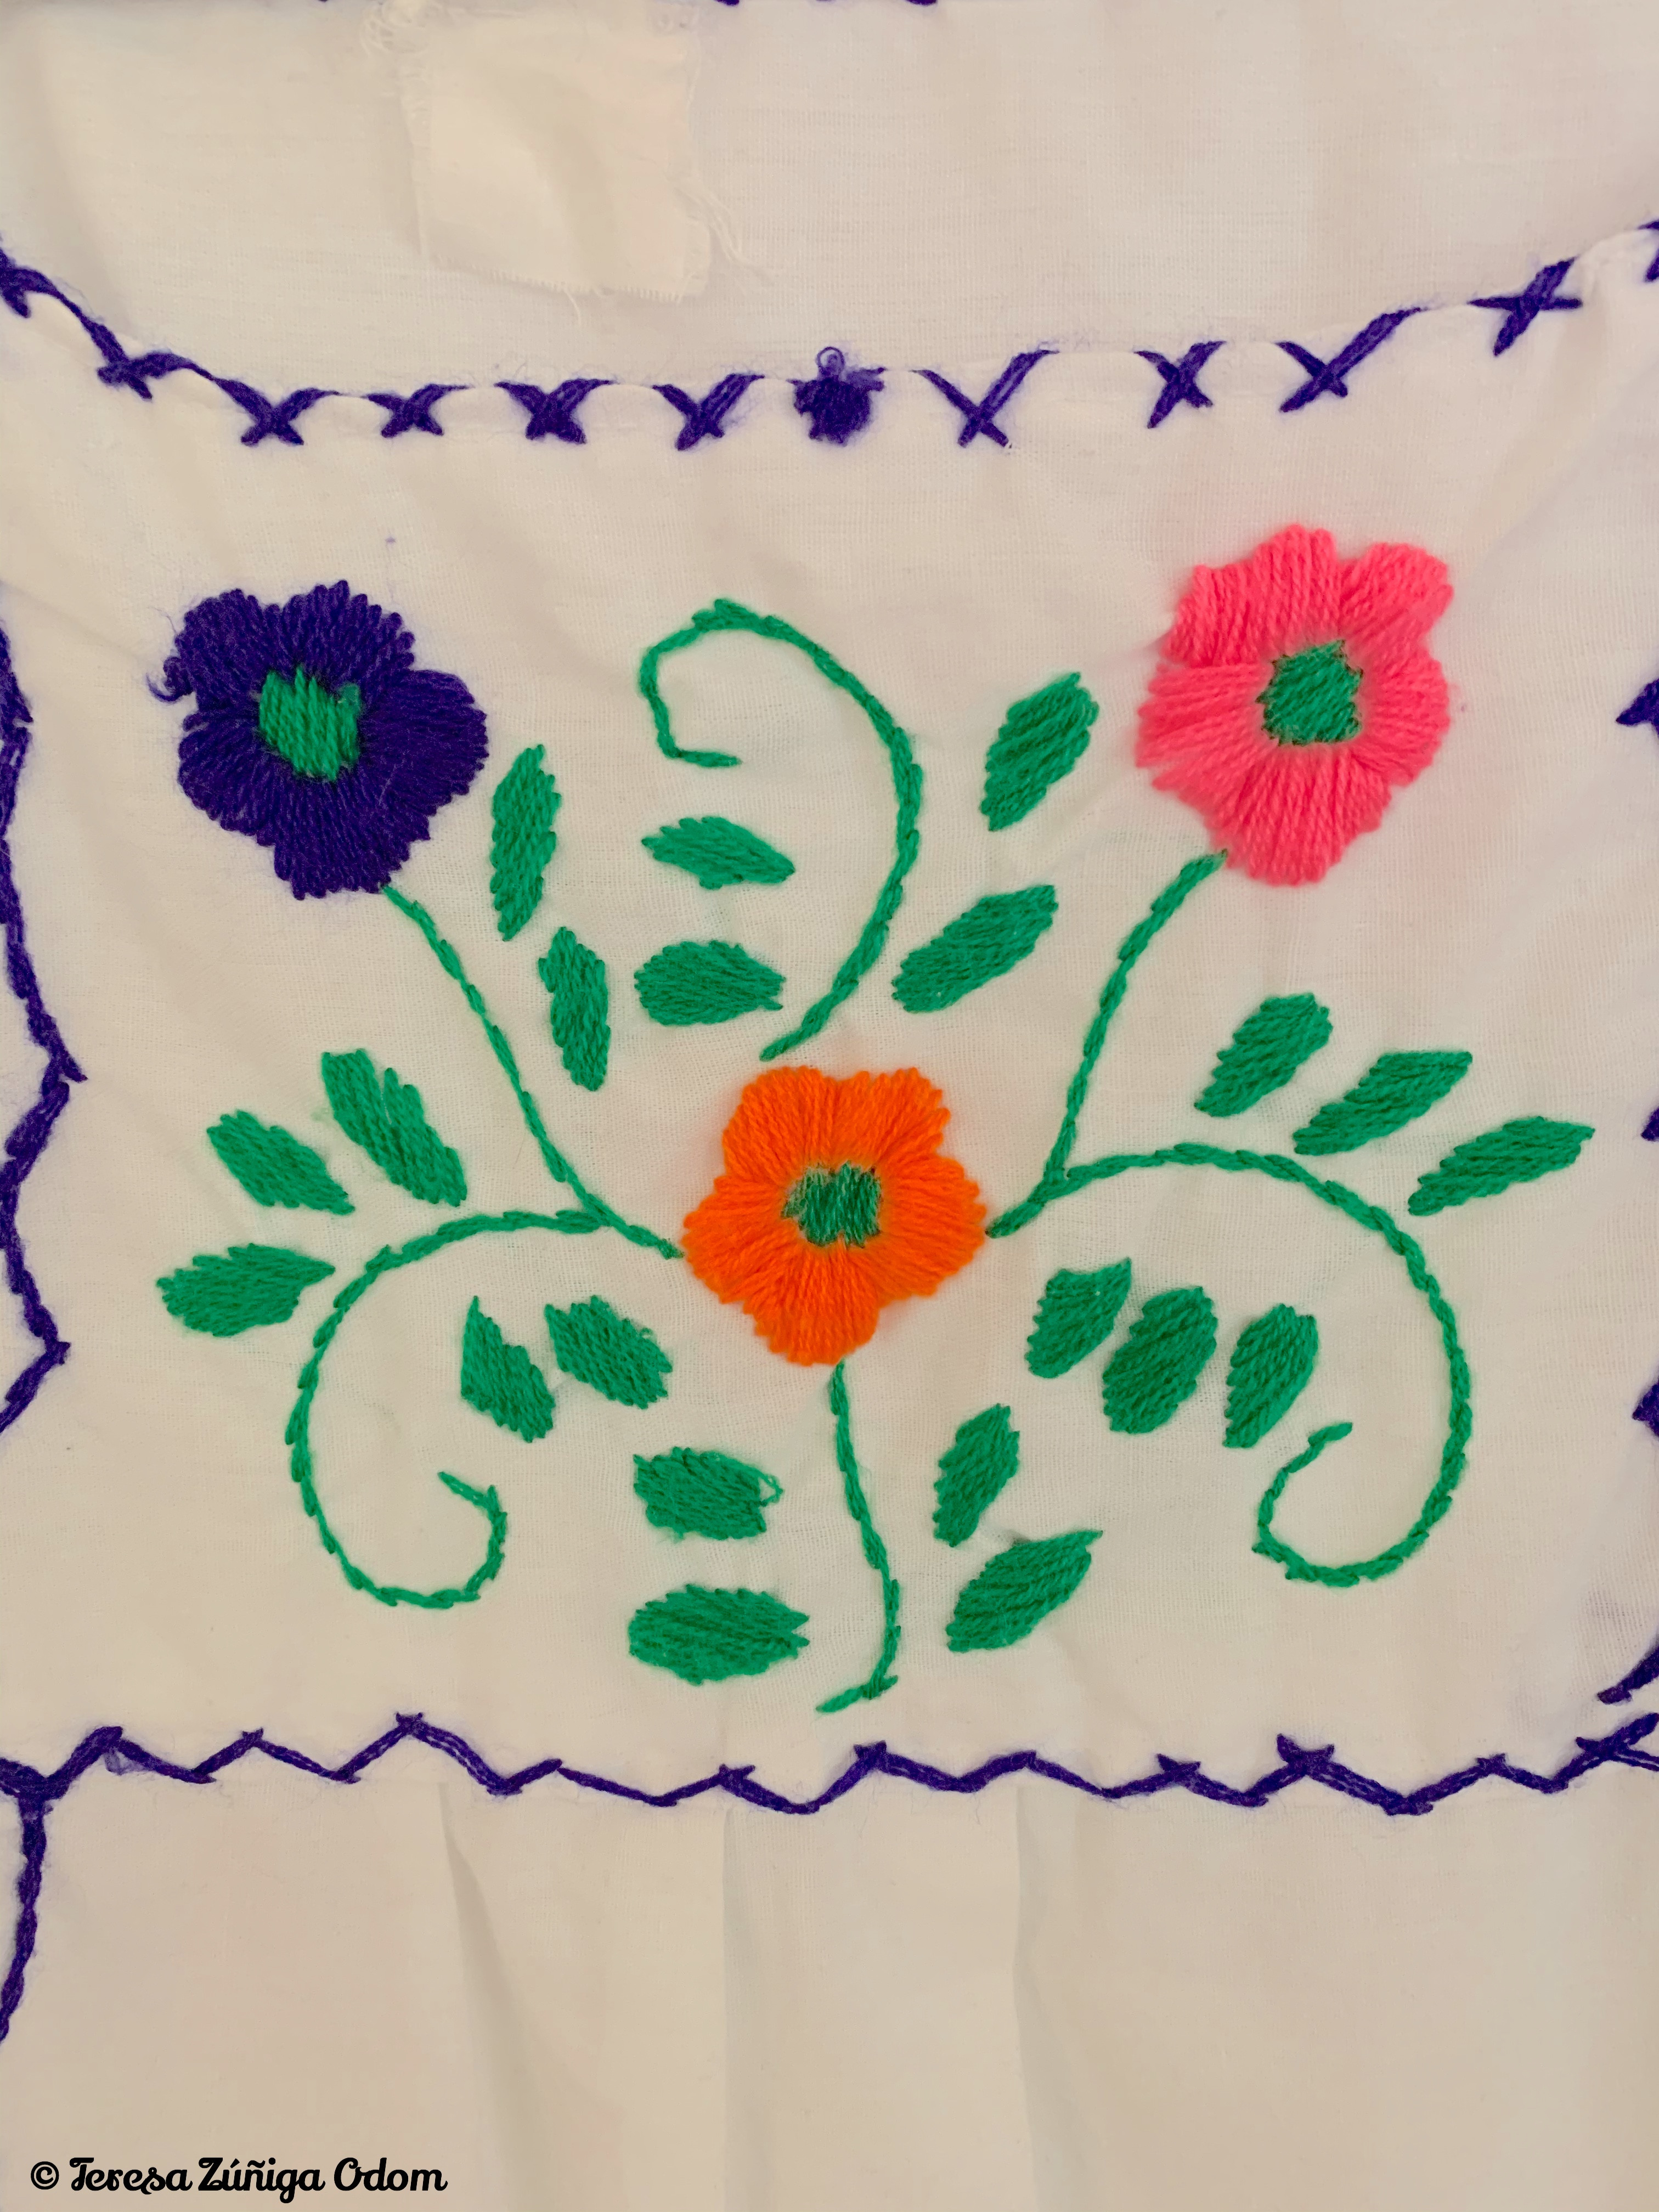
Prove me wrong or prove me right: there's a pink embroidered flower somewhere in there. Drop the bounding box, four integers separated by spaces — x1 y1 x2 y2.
1135 526 1453 885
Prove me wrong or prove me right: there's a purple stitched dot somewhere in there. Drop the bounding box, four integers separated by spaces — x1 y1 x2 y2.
793 349 884 445
155 582 488 899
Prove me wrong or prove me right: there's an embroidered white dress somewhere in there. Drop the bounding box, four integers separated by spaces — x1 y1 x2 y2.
2 3 1659 2205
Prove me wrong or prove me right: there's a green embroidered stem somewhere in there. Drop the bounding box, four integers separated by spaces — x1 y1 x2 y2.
383 885 679 1259
636 600 923 1063
988 848 1225 1237
286 1209 596 1605
1040 1142 1471 1585
817 1360 903 1711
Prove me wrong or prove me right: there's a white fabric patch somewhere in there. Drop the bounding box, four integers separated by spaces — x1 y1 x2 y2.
392 0 713 301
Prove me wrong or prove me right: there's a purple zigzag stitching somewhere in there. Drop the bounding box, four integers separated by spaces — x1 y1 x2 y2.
4 1711 1658 2041
0 622 83 1436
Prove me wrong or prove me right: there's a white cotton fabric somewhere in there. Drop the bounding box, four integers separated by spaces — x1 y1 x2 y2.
2 3 1659 2207
390 0 716 301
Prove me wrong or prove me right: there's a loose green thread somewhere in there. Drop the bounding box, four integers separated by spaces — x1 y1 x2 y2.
980 673 1099 830
634 939 785 1027
383 885 678 1257
207 1111 353 1214
933 1405 1019 1546
257 668 361 781
1025 1259 1132 1378
159 1245 335 1336
1102 1286 1218 1434
1195 995 1332 1117
989 849 1225 1238
489 745 560 940
1293 1050 1471 1155
628 1585 809 1684
633 1448 782 1539
892 885 1058 1013
285 1210 592 1607
1224 1305 1318 1448
945 1531 1102 1653
1408 1116 1593 1216
643 816 795 889
783 1163 882 1246
460 1296 554 1441
817 1361 902 1712
546 1295 672 1407
320 1048 466 1206
538 927 610 1093
1258 642 1361 747
1031 1143 1470 1585
636 600 923 1061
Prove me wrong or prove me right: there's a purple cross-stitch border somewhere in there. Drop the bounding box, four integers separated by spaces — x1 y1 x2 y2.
5 233 1655 458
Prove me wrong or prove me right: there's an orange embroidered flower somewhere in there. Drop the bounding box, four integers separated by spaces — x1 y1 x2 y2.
682 1067 985 1366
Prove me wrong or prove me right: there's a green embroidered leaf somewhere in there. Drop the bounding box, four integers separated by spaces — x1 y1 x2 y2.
158 1245 334 1336
933 1406 1020 1547
892 885 1058 1013
1407 1116 1593 1217
490 746 561 941
1102 1287 1217 1434
634 1448 782 1539
628 1585 809 1684
981 673 1099 830
1026 1259 1132 1379
538 927 610 1091
1293 1050 1472 1155
1224 1305 1319 1448
946 1531 1101 1653
320 1050 466 1206
546 1295 672 1406
460 1298 554 1442
1196 995 1332 1117
643 816 795 890
207 1111 353 1214
634 940 785 1026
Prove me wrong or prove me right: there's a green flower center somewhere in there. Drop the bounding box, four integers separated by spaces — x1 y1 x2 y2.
783 1163 882 1247
1257 641 1362 747
257 667 363 781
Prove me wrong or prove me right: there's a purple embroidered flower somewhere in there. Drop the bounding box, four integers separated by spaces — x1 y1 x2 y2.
156 581 488 898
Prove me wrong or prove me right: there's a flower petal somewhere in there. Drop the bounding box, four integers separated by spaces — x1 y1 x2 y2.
1166 527 1342 667
718 1066 832 1187
867 1153 985 1300
1136 661 1274 843
1211 745 1392 885
833 1068 951 1175
275 581 416 705
1351 649 1450 786
1337 543 1453 665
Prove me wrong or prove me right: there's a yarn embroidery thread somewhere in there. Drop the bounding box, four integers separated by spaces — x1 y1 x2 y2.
151 538 1592 1699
